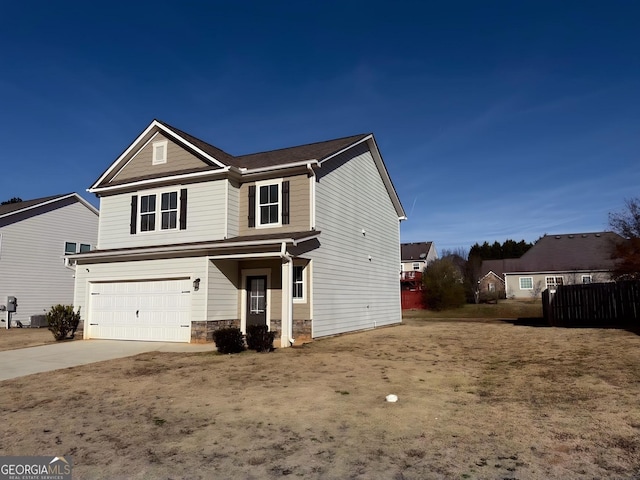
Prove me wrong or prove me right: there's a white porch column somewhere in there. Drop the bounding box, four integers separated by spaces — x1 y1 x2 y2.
280 256 294 348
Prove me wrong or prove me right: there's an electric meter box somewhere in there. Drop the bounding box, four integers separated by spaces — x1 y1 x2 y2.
6 296 17 313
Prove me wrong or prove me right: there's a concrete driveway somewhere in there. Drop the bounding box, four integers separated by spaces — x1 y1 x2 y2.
0 340 216 382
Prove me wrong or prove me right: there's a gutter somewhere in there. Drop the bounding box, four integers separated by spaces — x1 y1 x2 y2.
68 234 320 261
239 159 319 175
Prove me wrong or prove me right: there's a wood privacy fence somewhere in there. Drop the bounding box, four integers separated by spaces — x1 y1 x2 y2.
542 281 640 327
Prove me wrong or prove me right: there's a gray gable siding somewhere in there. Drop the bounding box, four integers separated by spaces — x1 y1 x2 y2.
0 198 98 325
306 142 402 338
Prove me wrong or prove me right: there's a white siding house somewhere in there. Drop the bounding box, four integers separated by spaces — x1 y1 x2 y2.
0 194 99 326
71 120 405 345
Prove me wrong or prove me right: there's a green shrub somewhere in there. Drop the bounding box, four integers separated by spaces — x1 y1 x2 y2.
46 304 81 341
422 259 466 311
246 324 275 352
212 327 246 354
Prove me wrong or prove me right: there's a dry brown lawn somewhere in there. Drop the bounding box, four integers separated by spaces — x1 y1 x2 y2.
1 314 640 479
0 326 61 351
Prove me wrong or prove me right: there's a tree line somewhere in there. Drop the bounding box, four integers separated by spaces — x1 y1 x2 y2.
423 197 640 310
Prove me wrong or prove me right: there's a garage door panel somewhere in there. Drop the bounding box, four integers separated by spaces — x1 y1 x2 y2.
88 279 191 342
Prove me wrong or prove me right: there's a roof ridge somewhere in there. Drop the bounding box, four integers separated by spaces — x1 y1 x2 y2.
235 133 370 158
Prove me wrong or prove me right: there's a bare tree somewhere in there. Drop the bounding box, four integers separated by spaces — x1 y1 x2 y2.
609 198 640 280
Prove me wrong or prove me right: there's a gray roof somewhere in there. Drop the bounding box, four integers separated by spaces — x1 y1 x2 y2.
480 232 622 277
401 242 434 262
158 120 369 169
0 193 74 217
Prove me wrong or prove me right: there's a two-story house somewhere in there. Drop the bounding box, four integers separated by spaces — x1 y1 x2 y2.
0 193 98 326
70 120 406 347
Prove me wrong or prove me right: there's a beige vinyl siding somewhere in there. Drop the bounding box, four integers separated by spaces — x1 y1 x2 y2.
238 173 310 236
505 271 612 298
97 179 229 249
207 260 239 321
74 256 208 330
292 259 311 320
110 133 208 183
306 143 402 338
238 259 282 321
0 199 98 326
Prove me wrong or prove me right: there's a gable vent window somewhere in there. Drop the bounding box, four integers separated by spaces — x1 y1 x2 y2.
152 140 168 165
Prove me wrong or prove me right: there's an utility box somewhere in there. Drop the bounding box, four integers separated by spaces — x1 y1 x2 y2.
30 315 48 328
6 296 17 313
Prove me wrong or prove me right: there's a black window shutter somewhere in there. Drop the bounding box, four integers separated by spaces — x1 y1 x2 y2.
130 195 138 234
179 188 188 230
248 185 256 228
282 180 290 225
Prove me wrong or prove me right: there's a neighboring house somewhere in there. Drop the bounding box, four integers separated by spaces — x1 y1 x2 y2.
0 193 99 326
70 120 406 346
399 242 437 309
481 232 621 299
477 260 508 299
400 241 438 275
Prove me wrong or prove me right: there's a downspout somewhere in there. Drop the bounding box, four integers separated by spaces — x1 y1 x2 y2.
280 242 295 345
306 162 316 230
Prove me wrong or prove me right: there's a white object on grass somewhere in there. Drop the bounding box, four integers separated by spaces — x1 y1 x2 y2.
385 394 398 402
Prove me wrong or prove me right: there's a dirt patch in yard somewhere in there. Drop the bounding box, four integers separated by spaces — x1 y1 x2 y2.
1 316 640 479
0 327 69 351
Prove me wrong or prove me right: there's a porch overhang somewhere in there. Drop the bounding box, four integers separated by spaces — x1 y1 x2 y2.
69 231 320 264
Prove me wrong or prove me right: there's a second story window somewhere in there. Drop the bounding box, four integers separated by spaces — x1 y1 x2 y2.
131 189 188 235
140 194 157 232
259 184 279 226
161 192 178 229
248 179 290 228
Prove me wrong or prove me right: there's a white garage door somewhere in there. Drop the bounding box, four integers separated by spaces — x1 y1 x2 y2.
88 279 191 342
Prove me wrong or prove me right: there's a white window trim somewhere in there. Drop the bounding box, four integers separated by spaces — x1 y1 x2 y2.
152 140 168 165
545 276 564 289
240 268 272 334
519 277 533 290
64 241 77 255
255 178 282 228
293 264 306 303
138 187 182 233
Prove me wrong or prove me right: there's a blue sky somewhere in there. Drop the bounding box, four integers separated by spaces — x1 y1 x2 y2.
1 1 638 252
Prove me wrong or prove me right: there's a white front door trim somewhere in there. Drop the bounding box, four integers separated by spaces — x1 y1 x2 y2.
240 268 271 334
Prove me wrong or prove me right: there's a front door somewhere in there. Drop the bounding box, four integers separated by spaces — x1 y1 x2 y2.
246 275 267 328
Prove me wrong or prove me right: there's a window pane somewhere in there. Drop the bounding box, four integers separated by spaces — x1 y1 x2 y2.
162 211 177 229
520 277 533 289
141 213 156 231
259 185 268 203
65 242 76 255
141 195 156 213
161 192 177 210
269 184 278 202
79 244 91 253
